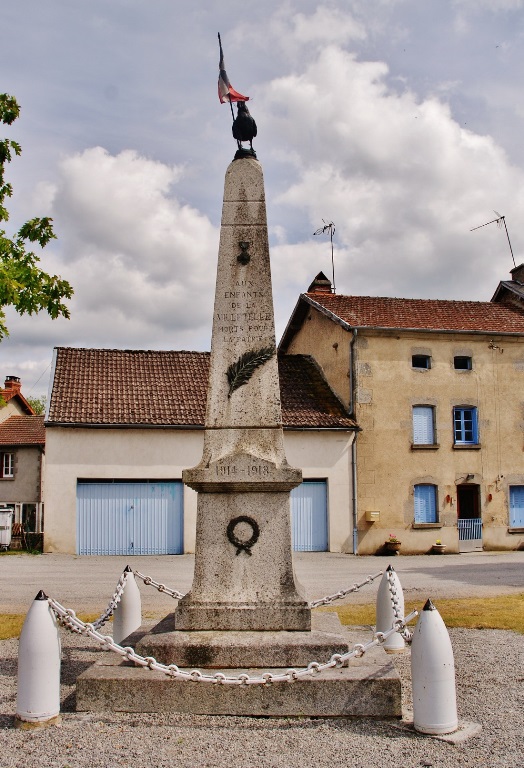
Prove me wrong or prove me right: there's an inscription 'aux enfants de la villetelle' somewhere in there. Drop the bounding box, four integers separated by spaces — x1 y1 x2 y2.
217 280 271 342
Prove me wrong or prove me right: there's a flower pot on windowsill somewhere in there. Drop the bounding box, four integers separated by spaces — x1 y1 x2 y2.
385 541 401 554
431 543 447 554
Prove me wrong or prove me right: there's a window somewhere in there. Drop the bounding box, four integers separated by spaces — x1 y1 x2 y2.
414 484 438 523
509 486 524 529
412 406 435 445
453 406 478 445
0 452 14 478
454 356 472 370
412 354 431 369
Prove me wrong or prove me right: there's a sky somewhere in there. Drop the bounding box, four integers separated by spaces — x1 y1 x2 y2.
2 0 524 398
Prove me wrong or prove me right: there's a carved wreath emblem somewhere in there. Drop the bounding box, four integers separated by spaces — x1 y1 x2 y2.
226 346 275 397
226 516 260 556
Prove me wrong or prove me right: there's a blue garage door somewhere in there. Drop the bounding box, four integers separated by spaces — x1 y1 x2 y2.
77 481 183 555
291 480 328 551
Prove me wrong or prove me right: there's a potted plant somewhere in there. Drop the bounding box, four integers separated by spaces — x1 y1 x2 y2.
385 533 401 554
431 539 446 554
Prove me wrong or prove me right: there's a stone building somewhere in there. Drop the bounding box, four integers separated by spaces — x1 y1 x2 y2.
44 348 357 555
0 377 45 536
280 270 524 554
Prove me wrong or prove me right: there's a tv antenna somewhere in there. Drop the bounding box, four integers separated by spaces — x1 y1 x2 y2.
470 211 515 268
313 220 336 292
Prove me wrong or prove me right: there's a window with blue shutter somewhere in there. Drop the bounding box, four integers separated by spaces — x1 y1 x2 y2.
509 486 524 528
414 484 438 523
453 406 478 444
413 406 435 444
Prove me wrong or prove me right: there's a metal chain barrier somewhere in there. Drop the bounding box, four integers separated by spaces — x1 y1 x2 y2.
133 570 185 600
308 570 383 608
386 568 412 641
48 596 417 686
91 571 128 629
133 569 383 608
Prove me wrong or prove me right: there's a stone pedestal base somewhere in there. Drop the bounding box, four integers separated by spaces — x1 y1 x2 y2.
135 612 347 668
76 619 402 718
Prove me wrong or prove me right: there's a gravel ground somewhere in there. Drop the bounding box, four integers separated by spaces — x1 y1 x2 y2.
1 624 523 768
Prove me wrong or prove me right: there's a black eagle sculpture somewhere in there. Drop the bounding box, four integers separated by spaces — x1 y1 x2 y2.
232 101 257 154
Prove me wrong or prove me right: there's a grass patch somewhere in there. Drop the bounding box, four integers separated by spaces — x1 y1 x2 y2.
0 612 101 640
322 593 524 634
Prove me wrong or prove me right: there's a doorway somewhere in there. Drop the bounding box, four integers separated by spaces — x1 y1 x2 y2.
457 483 482 551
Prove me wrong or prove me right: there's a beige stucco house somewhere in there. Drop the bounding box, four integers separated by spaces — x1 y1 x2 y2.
44 348 357 555
280 270 524 555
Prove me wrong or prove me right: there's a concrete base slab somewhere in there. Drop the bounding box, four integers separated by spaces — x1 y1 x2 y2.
77 623 402 718
76 655 401 717
394 714 483 743
134 612 349 668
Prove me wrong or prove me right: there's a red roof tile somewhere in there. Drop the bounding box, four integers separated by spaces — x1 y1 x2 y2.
48 348 356 430
305 293 524 333
0 415 45 446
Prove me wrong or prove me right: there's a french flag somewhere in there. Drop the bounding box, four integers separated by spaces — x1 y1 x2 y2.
218 33 249 103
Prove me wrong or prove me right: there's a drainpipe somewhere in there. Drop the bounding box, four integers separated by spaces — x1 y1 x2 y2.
352 437 358 555
350 328 358 554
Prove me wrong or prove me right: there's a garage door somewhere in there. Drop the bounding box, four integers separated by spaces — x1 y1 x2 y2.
77 481 183 555
291 480 328 552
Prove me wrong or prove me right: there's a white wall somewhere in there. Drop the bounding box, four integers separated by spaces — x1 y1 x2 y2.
44 427 354 554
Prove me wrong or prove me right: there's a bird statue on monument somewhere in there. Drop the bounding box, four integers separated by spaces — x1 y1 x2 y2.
232 101 257 153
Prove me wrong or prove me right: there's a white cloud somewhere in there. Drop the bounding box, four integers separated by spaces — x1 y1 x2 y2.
254 36 524 301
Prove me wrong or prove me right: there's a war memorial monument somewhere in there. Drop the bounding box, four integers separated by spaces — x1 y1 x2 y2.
76 53 401 717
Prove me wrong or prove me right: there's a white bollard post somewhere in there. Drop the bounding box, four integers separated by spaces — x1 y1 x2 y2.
15 591 61 728
112 566 142 645
376 565 405 652
411 598 458 735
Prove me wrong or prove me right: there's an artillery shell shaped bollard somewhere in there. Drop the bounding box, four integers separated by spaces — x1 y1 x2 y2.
411 599 458 735
112 566 142 645
15 591 61 728
376 565 405 653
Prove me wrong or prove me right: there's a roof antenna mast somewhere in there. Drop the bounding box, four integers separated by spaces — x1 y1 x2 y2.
313 220 336 293
470 211 516 268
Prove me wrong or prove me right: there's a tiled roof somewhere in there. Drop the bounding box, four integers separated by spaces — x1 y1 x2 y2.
47 348 356 430
304 293 524 333
0 416 45 446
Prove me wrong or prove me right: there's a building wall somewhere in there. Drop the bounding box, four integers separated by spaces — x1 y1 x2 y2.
287 305 524 553
0 446 43 504
0 400 25 423
44 426 355 554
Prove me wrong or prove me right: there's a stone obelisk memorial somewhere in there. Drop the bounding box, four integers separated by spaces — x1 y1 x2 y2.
177 155 309 633
77 106 400 717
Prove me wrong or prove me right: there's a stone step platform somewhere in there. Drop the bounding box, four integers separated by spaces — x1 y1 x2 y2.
134 612 350 668
76 624 402 718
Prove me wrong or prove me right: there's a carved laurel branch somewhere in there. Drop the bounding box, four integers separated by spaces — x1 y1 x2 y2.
226 346 276 398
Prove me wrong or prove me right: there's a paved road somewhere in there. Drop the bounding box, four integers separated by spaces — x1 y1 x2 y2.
1 550 523 614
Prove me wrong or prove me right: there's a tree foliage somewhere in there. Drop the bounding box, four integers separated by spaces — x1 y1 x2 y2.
27 394 46 415
0 93 73 339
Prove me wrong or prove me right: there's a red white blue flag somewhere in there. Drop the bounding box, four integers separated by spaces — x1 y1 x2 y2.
218 33 249 103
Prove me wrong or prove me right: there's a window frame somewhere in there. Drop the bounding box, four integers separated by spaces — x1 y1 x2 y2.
412 405 437 446
0 452 14 479
412 354 431 370
414 484 438 524
454 356 472 370
509 486 524 530
453 406 479 445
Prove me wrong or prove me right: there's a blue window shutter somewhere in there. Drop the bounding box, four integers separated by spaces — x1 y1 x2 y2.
414 484 437 523
509 486 524 528
413 406 434 444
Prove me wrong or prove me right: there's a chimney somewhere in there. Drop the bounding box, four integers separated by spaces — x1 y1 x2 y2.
307 271 333 294
510 263 524 284
3 376 21 394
